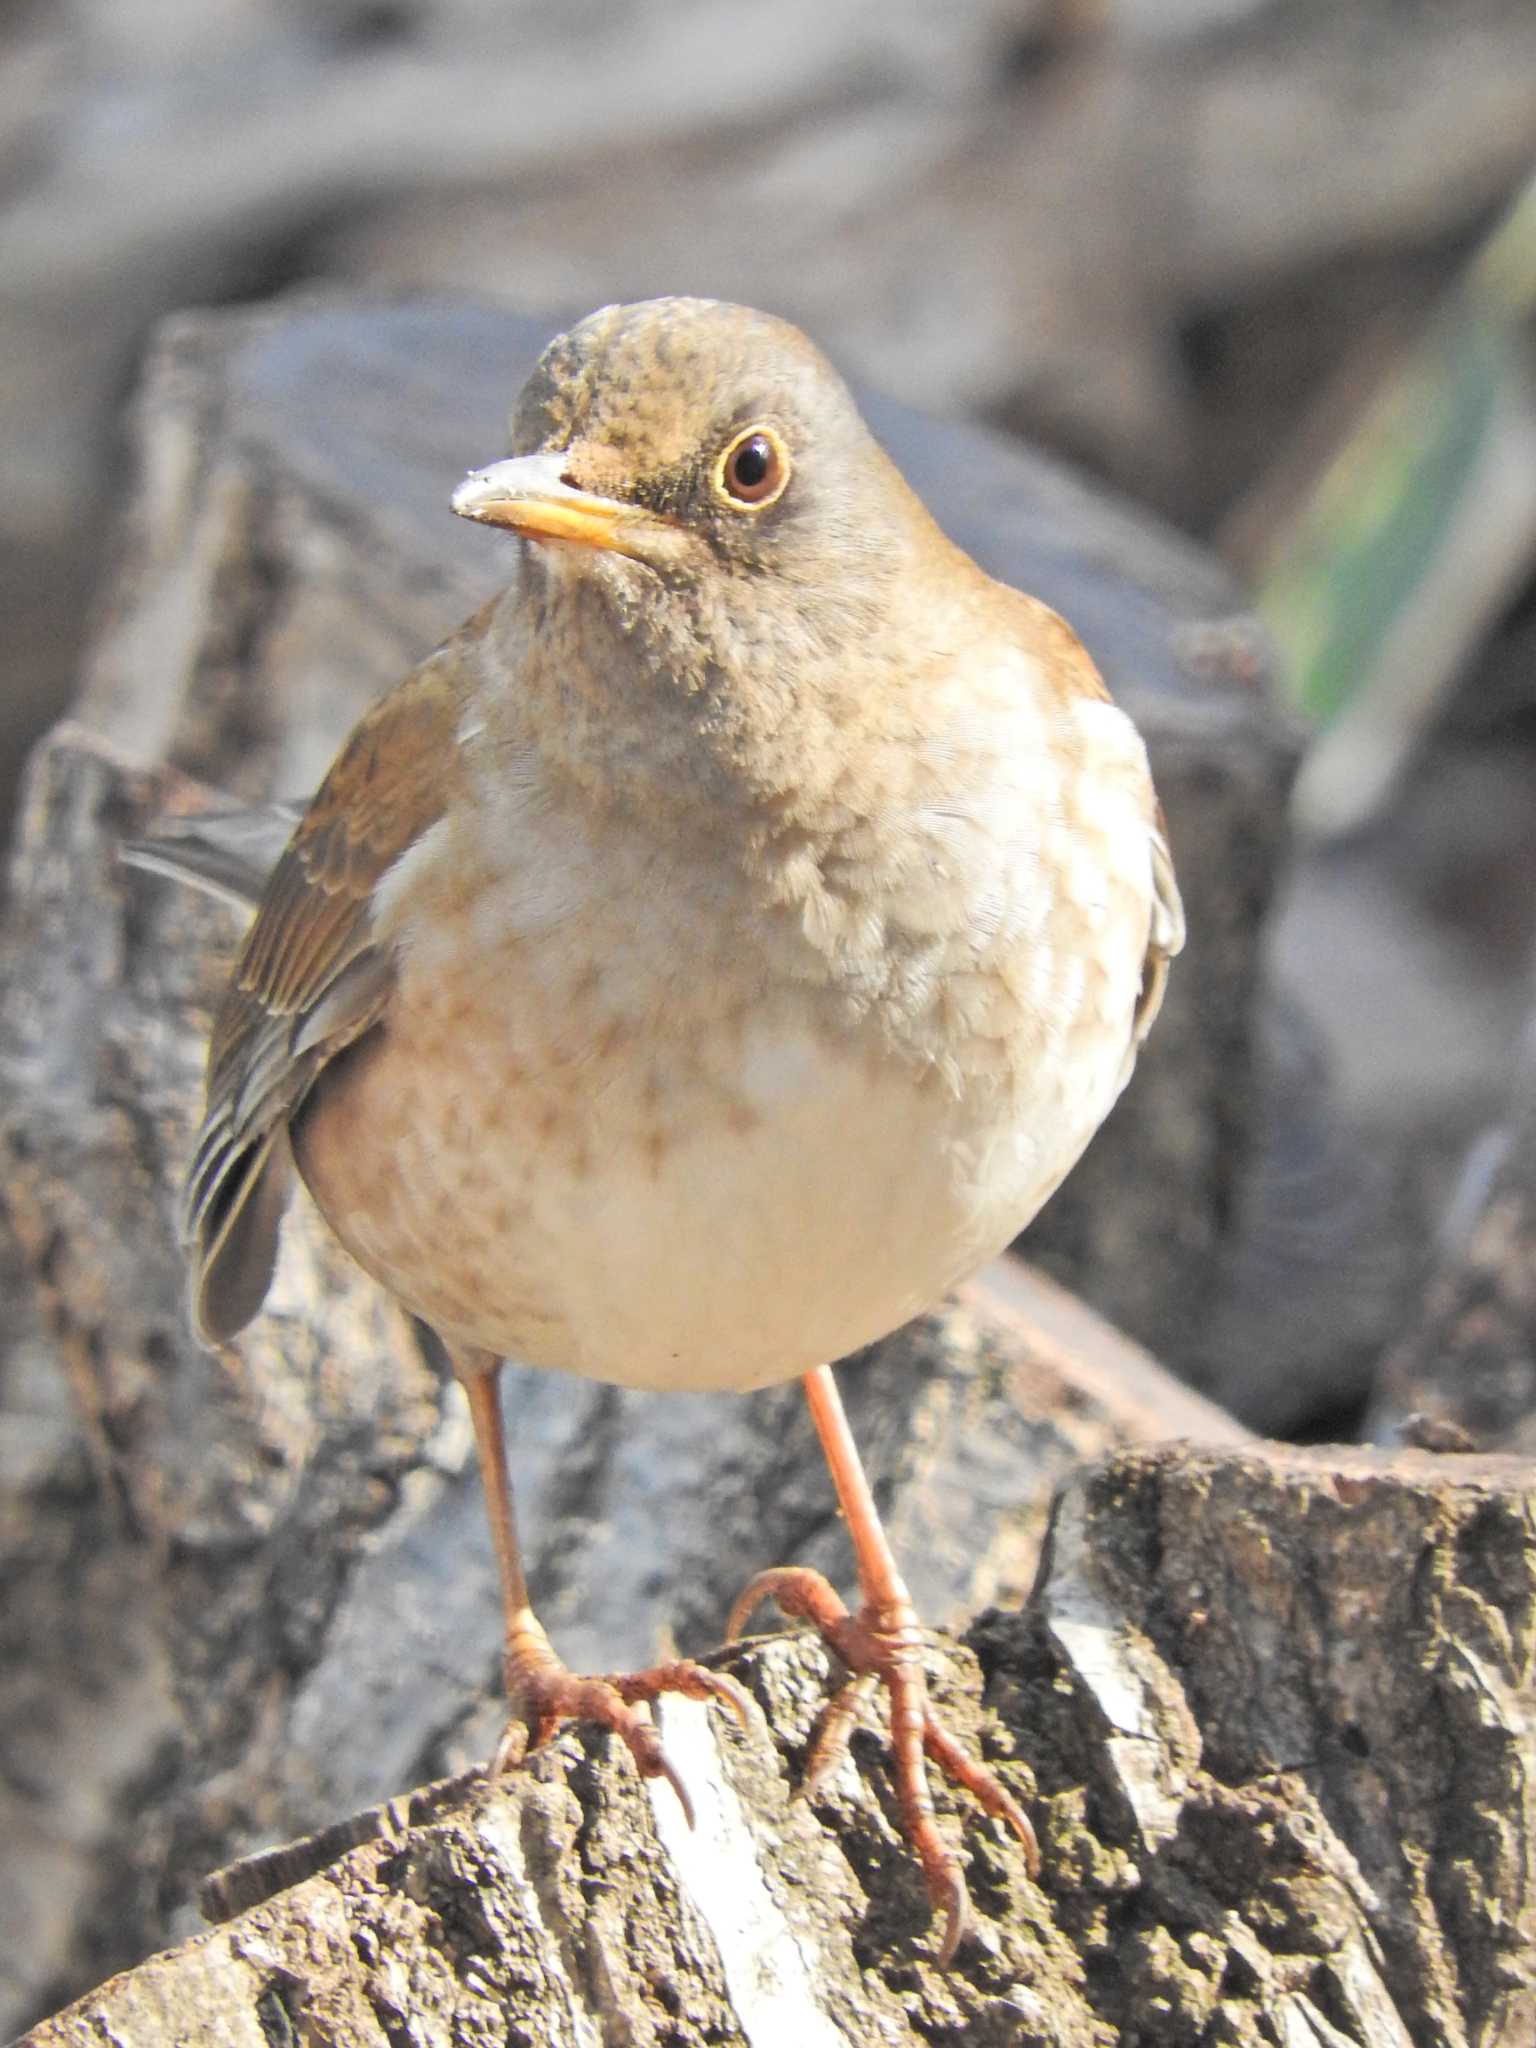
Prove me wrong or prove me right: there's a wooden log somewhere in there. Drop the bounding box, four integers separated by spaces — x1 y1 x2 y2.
22 1441 1536 2046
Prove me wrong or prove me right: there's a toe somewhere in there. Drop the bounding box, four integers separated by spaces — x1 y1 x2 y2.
923 1716 1040 1877
933 1865 972 1969
800 1671 878 1798
494 1650 756 1830
727 1565 850 1641
615 1657 754 1732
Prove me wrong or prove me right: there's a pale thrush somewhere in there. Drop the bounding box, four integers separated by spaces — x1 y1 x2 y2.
141 296 1184 1963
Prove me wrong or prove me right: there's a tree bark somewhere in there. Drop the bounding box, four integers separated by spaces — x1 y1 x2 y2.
21 1441 1536 2048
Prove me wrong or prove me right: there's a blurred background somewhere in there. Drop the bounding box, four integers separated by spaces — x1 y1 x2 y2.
3 0 1536 2026
6 0 1535 1439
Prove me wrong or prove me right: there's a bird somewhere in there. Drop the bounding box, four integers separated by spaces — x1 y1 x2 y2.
130 296 1184 1965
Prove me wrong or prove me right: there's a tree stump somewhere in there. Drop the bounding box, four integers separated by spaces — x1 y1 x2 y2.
21 1442 1536 2047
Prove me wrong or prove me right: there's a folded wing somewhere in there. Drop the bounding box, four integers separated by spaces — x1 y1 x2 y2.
178 643 473 1343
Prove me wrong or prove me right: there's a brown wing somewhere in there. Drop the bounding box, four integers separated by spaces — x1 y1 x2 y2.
187 635 477 1343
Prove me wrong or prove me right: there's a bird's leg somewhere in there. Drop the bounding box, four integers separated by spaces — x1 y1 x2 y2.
453 1349 750 1825
727 1363 1039 1964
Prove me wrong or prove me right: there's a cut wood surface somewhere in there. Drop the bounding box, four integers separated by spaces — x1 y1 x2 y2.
21 1442 1536 2047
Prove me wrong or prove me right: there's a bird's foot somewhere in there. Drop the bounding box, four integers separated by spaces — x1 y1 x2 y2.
492 1619 752 1829
727 1565 1039 1965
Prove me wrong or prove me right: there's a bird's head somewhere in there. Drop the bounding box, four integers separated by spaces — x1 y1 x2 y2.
452 297 929 676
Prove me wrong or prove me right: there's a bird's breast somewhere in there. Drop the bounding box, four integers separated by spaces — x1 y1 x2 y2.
294 979 1124 1392
294 690 1157 1389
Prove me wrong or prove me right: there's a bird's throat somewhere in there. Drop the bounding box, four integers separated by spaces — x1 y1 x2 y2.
493 555 883 835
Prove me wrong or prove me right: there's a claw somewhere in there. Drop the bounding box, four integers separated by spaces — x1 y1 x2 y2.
725 1577 770 1643
935 1868 971 1971
490 1717 530 1778
727 1562 1038 1964
799 1671 878 1798
924 1717 1040 1877
491 1643 750 1826
711 1672 755 1733
655 1750 697 1831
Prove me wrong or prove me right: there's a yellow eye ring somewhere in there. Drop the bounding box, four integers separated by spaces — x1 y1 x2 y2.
715 424 791 509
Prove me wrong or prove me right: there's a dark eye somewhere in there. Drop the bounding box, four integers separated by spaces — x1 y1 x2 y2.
717 425 789 508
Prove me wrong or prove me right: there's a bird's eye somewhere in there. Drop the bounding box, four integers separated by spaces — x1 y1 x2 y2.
716 425 790 508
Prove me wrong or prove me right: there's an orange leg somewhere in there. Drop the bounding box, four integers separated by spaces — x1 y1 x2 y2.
456 1351 749 1825
728 1363 1039 1964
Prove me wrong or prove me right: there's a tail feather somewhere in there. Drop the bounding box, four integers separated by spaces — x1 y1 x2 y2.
189 1125 293 1344
121 801 303 913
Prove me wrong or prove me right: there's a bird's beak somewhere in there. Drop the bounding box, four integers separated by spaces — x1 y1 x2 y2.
450 452 657 560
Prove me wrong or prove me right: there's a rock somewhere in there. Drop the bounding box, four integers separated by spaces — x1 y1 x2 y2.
0 730 438 2029
1189 991 1427 1433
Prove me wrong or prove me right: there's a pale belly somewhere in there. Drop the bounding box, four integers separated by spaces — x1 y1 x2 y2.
292 983 1130 1392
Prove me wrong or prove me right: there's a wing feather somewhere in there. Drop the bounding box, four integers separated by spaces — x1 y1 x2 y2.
186 637 476 1341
